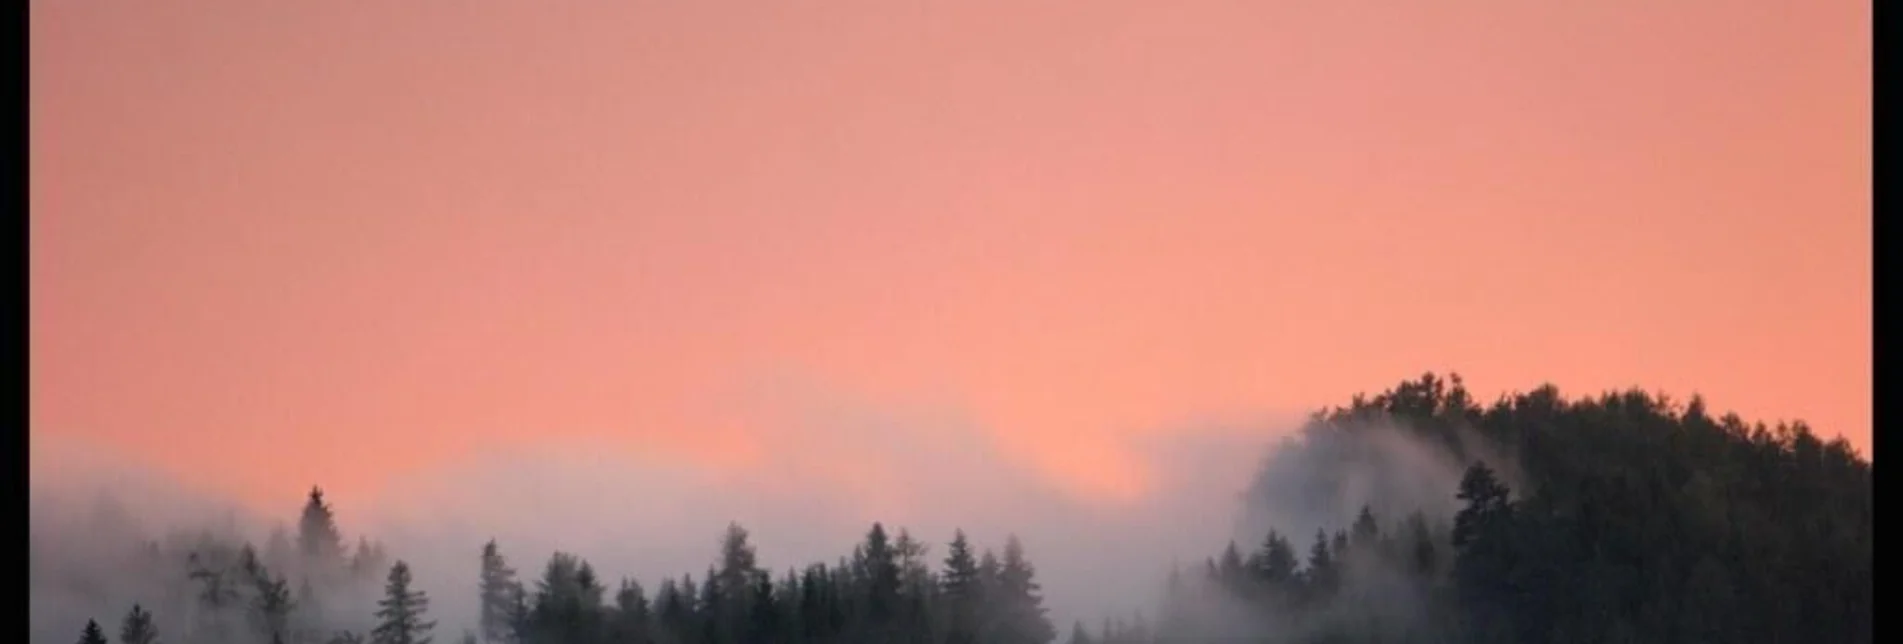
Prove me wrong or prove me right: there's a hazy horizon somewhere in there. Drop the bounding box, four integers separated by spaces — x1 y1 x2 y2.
31 1 1869 642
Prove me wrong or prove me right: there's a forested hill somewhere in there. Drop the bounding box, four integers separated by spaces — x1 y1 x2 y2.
1131 373 1872 644
40 374 1871 644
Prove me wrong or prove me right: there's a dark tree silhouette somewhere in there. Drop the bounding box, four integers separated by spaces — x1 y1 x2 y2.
478 540 520 644
118 604 158 644
41 373 1867 644
372 561 436 644
77 620 108 644
298 487 345 564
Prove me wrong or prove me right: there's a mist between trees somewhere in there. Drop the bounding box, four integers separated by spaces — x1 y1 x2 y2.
32 373 1872 644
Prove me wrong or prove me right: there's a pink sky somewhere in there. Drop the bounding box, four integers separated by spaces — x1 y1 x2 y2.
31 0 1869 512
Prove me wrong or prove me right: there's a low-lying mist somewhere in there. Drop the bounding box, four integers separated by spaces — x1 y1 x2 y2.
31 389 1501 644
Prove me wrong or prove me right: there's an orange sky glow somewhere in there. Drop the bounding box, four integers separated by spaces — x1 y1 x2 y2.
31 0 1869 513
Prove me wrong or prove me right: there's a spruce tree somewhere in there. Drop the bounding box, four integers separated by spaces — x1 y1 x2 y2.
479 540 520 644
993 536 1056 644
119 604 158 644
1305 529 1337 602
353 537 391 580
244 553 296 641
714 523 761 644
372 561 436 644
1255 531 1298 589
298 487 346 564
941 529 982 644
608 578 652 644
78 620 108 644
1067 621 1094 644
857 523 901 625
1352 505 1381 547
1406 512 1437 578
187 551 239 640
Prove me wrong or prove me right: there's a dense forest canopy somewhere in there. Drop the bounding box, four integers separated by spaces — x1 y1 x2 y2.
31 373 1871 644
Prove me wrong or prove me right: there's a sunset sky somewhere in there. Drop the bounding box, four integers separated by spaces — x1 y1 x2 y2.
31 0 1869 515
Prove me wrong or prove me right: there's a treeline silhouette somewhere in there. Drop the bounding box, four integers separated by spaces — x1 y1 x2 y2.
59 373 1871 644
1132 374 1871 644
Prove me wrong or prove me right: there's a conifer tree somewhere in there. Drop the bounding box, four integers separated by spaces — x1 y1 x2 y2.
608 578 652 644
119 604 158 644
1218 540 1246 590
1306 529 1337 600
1066 620 1093 644
714 523 761 644
991 535 1056 644
479 540 520 644
1255 531 1298 588
1406 512 1437 579
1352 505 1381 547
372 561 436 644
246 555 296 640
299 487 346 564
78 620 108 644
353 537 391 580
187 551 240 640
937 529 981 644
697 564 722 642
857 523 901 625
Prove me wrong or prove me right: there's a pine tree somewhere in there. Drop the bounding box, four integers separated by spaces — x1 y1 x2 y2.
299 487 346 564
479 540 521 644
372 561 436 644
78 620 108 644
119 604 159 644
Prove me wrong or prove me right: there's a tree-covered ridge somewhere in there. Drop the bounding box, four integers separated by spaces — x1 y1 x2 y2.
1115 373 1872 644
57 373 1870 644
